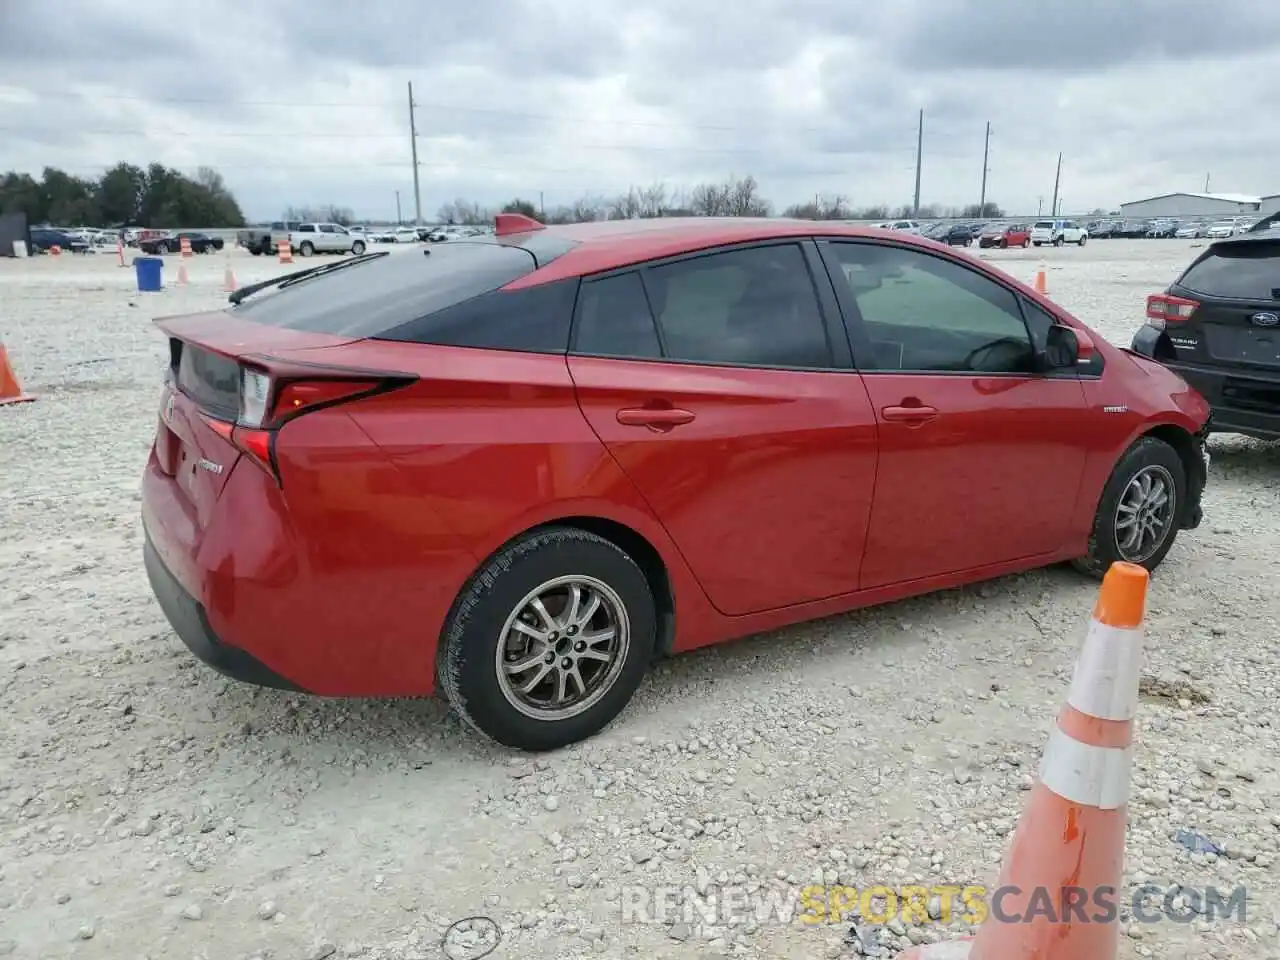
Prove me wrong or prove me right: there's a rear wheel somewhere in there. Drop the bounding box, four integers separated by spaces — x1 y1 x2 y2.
299 241 315 257
439 527 656 751
1072 437 1186 578
351 240 366 256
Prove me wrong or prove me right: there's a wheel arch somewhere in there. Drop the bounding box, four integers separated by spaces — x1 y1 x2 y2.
1138 422 1205 525
521 515 676 660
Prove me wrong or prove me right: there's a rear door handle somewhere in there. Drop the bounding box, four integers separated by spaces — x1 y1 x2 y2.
616 407 696 428
881 404 938 423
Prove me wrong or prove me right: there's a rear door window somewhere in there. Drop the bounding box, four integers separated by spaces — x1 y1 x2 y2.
642 243 833 369
1178 243 1280 301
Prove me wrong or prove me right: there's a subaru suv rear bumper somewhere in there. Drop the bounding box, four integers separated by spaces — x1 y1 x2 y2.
1161 360 1280 442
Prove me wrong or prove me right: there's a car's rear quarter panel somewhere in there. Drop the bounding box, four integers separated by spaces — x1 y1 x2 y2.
338 341 721 659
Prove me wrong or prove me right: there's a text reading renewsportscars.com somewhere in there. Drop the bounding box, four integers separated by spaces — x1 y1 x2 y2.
617 884 1249 926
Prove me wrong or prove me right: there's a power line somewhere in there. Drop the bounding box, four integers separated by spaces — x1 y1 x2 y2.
7 89 814 133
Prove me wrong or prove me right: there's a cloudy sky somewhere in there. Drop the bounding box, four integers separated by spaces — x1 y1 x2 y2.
2 0 1278 221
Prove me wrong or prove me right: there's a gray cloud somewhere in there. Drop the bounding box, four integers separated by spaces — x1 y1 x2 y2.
2 0 1278 220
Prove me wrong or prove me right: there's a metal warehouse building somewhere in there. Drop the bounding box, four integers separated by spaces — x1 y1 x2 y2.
1262 194 1280 216
1118 192 1262 219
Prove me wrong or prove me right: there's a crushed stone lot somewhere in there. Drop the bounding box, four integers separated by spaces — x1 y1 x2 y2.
1 240 1279 960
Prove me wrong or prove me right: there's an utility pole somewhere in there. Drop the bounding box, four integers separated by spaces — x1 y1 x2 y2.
1204 172 1211 193
1038 196 1044 216
539 191 545 218
978 121 991 216
912 109 923 217
407 82 422 226
395 191 402 225
1050 152 1062 221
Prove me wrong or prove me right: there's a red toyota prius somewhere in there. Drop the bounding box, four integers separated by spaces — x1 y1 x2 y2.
141 215 1210 750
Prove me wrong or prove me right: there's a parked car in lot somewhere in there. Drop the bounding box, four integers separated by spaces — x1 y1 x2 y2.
931 223 974 246
1205 220 1238 239
288 223 368 257
1132 231 1280 441
1175 222 1208 239
1030 219 1088 247
239 222 298 256
142 215 1210 750
1146 219 1181 239
978 223 1030 248
28 227 90 254
140 232 225 255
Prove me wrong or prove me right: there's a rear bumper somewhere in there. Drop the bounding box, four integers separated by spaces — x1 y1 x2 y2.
1165 363 1280 442
144 530 304 692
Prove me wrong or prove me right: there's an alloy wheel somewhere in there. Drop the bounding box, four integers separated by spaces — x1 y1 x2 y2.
1113 465 1177 563
495 575 630 721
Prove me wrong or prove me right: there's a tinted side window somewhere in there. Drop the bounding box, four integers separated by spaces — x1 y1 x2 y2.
1019 298 1057 351
1178 244 1280 300
237 241 571 345
381 277 579 353
574 272 661 358
828 243 1034 374
643 244 832 368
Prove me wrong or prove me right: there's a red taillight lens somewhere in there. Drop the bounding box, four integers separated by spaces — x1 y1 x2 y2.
1145 293 1199 329
200 373 408 487
271 379 382 424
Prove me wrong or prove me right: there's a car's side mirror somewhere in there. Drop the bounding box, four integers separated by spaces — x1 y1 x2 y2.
1043 324 1096 369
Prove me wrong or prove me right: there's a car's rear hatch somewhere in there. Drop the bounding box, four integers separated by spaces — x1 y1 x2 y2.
1168 235 1280 371
151 240 579 518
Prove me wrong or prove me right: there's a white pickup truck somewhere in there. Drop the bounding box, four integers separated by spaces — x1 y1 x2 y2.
276 222 368 257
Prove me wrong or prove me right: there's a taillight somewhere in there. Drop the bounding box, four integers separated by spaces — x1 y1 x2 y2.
201 366 412 486
1145 294 1199 330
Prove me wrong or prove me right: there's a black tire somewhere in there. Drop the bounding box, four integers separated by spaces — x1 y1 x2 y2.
259 239 273 256
351 240 366 256
1071 437 1187 579
1033 241 1042 247
1078 236 1087 246
438 527 656 751
299 241 315 257
1053 236 1064 247
250 248 262 256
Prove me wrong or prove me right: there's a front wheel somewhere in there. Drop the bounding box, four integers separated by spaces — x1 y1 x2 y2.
1071 437 1186 579
438 527 656 751
1023 239 1030 248
1078 236 1087 246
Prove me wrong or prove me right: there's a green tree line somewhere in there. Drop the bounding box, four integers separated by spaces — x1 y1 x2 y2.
0 163 246 228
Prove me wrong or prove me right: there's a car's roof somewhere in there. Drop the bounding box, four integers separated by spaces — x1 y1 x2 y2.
496 217 932 284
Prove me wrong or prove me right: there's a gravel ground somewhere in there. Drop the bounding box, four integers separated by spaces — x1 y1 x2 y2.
1 240 1278 960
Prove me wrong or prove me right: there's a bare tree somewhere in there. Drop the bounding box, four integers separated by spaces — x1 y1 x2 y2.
283 204 355 224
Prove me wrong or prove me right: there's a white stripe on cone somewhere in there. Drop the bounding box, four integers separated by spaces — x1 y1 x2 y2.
1066 618 1143 721
1038 726 1133 809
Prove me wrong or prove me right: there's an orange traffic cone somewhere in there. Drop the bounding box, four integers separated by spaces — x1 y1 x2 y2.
1033 263 1048 295
0 342 36 406
896 561 1148 960
277 239 293 264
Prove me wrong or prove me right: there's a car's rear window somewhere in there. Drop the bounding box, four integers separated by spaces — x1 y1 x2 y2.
1177 242 1280 301
230 238 575 337
1033 221 1054 229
